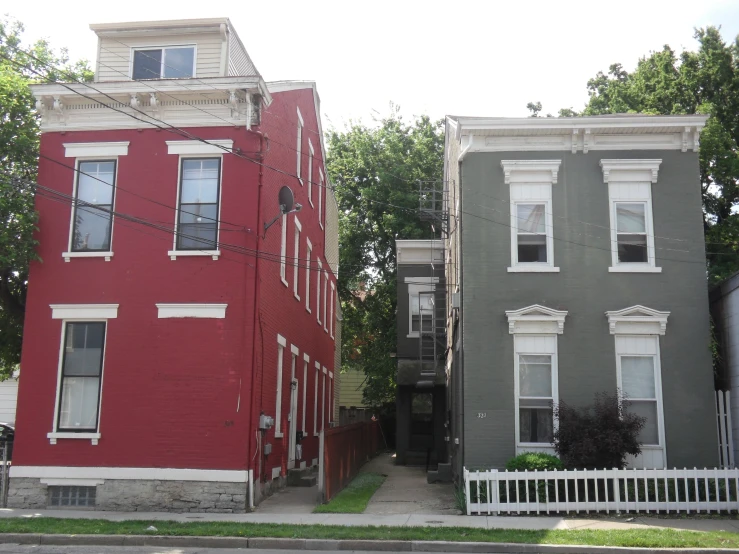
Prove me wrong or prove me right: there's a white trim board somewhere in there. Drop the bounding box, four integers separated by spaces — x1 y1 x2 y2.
11 466 248 483
50 304 119 319
156 304 227 319
64 142 129 158
166 140 234 155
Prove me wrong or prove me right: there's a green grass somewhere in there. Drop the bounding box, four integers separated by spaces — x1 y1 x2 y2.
314 472 386 513
0 518 738 548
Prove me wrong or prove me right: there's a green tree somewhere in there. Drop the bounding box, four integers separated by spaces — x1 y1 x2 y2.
576 27 739 284
326 108 444 408
0 19 93 377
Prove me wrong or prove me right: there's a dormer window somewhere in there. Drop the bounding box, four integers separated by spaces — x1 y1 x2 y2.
132 46 195 80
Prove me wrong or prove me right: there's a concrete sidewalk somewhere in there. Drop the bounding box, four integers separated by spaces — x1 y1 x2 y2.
1 507 739 533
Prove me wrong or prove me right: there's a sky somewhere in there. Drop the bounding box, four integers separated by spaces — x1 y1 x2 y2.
5 0 739 130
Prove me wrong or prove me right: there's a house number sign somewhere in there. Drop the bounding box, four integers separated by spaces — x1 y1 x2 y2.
477 412 487 419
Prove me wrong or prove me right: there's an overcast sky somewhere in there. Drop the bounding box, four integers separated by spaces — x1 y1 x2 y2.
5 0 739 130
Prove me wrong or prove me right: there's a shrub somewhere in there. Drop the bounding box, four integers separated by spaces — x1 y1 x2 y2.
505 452 564 472
553 391 645 470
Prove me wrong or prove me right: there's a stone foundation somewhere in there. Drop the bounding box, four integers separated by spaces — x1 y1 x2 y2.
8 477 249 513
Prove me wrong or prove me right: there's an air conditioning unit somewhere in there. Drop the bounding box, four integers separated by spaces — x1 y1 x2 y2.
451 293 460 309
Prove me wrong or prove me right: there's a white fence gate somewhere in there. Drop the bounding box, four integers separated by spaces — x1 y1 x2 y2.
717 390 735 469
464 467 739 515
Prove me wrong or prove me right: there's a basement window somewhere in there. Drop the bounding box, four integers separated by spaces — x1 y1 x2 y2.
49 486 97 508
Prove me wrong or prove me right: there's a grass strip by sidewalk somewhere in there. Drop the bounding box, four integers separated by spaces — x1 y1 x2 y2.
314 472 386 513
0 518 738 548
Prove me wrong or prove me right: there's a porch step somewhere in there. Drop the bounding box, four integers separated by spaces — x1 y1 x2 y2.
287 467 317 487
427 462 453 484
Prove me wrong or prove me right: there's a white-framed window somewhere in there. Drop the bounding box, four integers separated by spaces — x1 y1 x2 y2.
330 282 335 339
132 45 196 80
318 169 324 229
505 304 568 455
600 159 662 273
305 239 312 312
308 140 314 205
293 218 301 300
322 366 327 431
323 272 329 333
48 304 119 445
314 361 320 436
280 214 288 286
328 371 334 425
316 258 323 325
166 140 232 261
501 160 561 273
62 142 129 262
296 108 304 184
405 277 439 338
275 334 287 438
302 354 309 433
606 305 669 468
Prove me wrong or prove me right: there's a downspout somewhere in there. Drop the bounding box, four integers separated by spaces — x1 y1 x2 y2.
457 135 473 163
247 129 266 503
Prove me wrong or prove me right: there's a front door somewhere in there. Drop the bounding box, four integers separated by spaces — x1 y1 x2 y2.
287 378 298 469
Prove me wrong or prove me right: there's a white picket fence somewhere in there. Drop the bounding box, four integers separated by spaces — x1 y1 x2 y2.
464 467 739 515
717 390 735 469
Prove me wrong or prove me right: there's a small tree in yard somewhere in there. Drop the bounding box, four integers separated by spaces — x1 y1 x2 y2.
553 392 646 469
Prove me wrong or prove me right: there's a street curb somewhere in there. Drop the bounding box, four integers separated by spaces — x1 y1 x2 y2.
0 534 736 553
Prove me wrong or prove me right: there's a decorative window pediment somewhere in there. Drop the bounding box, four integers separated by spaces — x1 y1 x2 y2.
501 160 561 185
505 304 568 335
605 305 670 335
600 159 661 184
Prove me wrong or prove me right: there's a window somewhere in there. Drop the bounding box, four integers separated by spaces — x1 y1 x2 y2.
308 140 314 204
620 355 659 445
49 486 96 507
302 354 309 433
305 239 312 312
57 322 105 432
600 159 662 273
501 160 560 272
280 214 288 286
615 203 648 263
318 169 324 229
293 218 301 299
176 158 221 250
132 46 195 80
275 335 286 438
518 354 554 443
322 367 327 431
329 371 334 424
316 258 323 325
330 282 335 339
313 362 320 436
405 277 438 337
296 108 304 183
71 161 116 253
323 271 329 333
515 204 547 263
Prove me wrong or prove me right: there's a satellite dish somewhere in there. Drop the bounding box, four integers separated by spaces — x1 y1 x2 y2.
279 186 294 214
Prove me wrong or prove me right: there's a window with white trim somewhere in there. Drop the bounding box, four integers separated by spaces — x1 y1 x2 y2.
505 305 567 454
308 140 314 205
406 277 439 338
293 218 301 300
323 271 329 333
280 214 288 286
71 161 116 254
316 258 323 325
132 46 195 80
322 367 327 431
318 169 324 229
329 371 334 424
275 335 286 438
501 160 561 273
600 159 662 273
330 281 335 339
606 305 669 464
296 108 304 183
302 354 309 433
176 158 221 251
313 361 320 436
305 239 312 312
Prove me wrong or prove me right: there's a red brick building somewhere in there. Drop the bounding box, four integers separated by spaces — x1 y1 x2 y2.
10 18 339 511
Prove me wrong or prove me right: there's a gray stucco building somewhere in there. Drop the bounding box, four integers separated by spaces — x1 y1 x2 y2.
442 115 718 477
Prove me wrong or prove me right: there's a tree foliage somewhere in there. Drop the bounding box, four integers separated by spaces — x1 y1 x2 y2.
553 392 646 469
0 19 93 377
326 108 444 407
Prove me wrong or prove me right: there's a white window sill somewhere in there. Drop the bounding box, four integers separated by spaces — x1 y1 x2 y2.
168 250 220 261
407 333 420 338
63 252 113 262
281 278 289 287
507 266 560 273
609 266 662 273
47 432 100 445
517 442 555 448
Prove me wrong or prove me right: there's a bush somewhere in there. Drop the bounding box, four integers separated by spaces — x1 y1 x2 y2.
553 391 645 469
505 452 564 472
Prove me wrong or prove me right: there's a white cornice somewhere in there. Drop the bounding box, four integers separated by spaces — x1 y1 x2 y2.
50 304 119 319
156 303 227 319
605 305 670 335
451 115 708 132
64 142 129 158
166 139 233 155
600 159 662 184
501 160 561 185
31 76 263 97
505 304 568 335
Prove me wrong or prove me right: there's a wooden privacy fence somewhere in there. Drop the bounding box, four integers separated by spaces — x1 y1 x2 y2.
464 467 739 515
318 420 383 503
